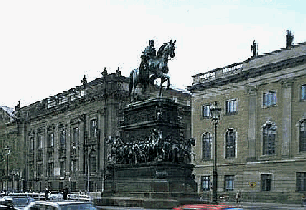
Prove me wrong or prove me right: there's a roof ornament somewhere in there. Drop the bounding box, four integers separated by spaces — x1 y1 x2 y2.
251 40 258 58
81 75 87 88
102 67 108 77
286 30 294 49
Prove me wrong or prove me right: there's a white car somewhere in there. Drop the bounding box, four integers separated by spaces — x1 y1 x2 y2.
24 200 97 210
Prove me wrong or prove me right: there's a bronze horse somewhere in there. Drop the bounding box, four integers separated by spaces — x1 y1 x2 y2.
129 40 176 98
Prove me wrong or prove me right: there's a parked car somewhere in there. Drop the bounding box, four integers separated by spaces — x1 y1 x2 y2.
24 200 97 210
2 196 35 210
173 204 243 210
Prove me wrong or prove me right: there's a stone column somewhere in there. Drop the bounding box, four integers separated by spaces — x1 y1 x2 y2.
247 86 257 161
281 80 293 157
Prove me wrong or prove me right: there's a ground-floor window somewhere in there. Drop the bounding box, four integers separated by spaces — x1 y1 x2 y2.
261 174 272 191
224 175 234 191
201 176 210 191
297 172 306 192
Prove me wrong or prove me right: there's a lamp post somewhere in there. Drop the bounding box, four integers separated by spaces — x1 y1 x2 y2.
210 101 221 204
4 146 10 192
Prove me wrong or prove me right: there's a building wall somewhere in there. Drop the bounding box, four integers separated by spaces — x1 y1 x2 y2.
190 44 306 203
1 71 191 193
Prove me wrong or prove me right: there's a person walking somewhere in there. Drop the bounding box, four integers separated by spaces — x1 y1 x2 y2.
236 191 241 203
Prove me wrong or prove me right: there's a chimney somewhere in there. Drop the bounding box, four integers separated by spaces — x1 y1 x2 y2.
286 30 294 49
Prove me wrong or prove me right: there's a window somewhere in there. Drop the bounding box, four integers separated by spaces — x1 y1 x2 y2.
261 174 272 191
60 128 66 149
263 122 276 155
90 156 97 173
47 133 54 148
202 104 211 118
47 162 54 177
201 176 211 191
225 99 238 114
300 120 306 152
72 127 79 147
224 175 234 191
37 135 43 149
302 85 306 101
297 172 306 192
202 132 212 160
225 129 236 158
263 91 277 107
30 137 34 150
90 119 98 138
60 161 65 177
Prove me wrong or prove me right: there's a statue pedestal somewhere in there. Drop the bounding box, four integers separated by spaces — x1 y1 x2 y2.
98 98 200 208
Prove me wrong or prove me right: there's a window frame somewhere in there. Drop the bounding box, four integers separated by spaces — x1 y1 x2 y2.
225 129 236 159
202 104 211 118
299 120 306 152
262 122 277 155
301 84 306 101
202 132 212 160
297 172 306 192
225 99 238 115
263 91 277 107
261 174 272 191
224 175 234 191
201 176 211 192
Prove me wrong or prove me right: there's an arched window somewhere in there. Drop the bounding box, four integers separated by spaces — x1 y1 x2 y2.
262 121 276 155
202 132 212 160
225 129 236 158
299 120 306 152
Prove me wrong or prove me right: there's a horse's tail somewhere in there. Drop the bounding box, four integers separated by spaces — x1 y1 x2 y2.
129 70 134 96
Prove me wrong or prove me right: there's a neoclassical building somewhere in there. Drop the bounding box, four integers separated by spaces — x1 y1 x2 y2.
0 68 191 193
188 39 306 203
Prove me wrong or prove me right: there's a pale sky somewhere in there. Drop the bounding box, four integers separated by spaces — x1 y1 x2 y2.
1 0 306 108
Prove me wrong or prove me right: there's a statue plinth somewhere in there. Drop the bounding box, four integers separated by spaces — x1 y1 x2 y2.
100 98 199 208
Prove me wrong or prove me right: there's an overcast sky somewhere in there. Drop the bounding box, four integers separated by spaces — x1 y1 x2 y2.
1 0 306 108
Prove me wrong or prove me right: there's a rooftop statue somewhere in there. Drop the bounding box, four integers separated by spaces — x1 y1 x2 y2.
129 39 176 99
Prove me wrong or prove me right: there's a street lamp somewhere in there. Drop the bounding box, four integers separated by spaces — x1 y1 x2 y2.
4 146 10 192
210 101 221 204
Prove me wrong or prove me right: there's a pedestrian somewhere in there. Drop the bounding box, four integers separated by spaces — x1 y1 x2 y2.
236 191 241 203
63 186 68 200
45 188 49 200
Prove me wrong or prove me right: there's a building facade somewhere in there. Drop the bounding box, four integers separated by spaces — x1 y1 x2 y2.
189 42 306 203
1 68 191 193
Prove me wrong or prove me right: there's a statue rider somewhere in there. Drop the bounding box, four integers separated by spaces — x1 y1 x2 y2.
139 40 156 90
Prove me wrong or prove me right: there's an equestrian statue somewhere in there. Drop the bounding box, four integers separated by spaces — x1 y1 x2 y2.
129 39 176 99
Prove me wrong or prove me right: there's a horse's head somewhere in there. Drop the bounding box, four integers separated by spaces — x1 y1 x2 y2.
168 40 176 58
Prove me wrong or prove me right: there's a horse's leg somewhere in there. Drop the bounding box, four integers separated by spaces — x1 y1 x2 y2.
167 76 170 89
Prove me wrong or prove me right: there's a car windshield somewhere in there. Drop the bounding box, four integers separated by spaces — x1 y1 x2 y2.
60 203 96 210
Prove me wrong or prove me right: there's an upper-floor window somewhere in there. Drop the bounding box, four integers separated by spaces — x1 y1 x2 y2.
72 127 79 146
37 135 43 149
47 133 54 148
263 91 277 107
60 128 66 149
262 122 276 155
302 85 306 101
261 174 272 191
297 172 306 192
90 119 98 138
30 137 34 150
202 132 212 160
225 129 236 158
225 99 238 114
202 104 211 118
300 120 306 152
